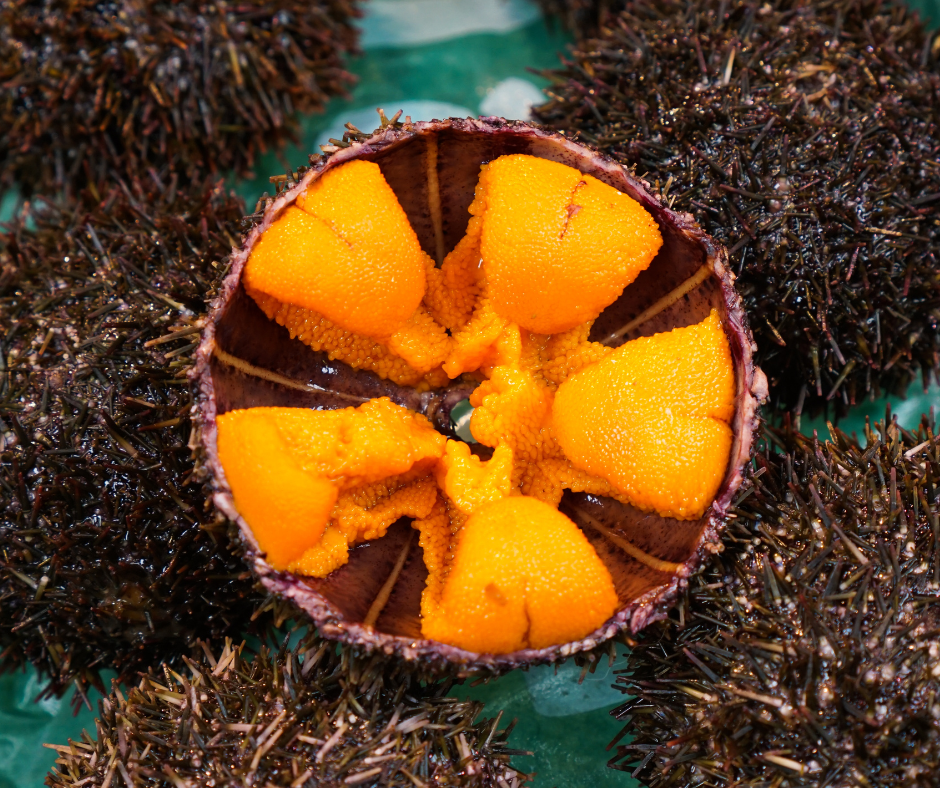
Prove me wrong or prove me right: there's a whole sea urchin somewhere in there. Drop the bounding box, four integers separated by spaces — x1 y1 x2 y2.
609 415 940 787
535 0 940 414
46 636 527 788
0 176 272 698
0 0 360 198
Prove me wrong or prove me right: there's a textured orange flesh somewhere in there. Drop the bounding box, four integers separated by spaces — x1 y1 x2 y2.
553 310 735 520
245 160 428 340
228 152 736 653
216 400 445 571
474 155 662 334
421 497 619 653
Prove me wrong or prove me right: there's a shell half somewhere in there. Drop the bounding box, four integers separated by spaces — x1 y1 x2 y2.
193 117 768 669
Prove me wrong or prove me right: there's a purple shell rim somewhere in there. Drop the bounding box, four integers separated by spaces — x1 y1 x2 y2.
192 116 769 671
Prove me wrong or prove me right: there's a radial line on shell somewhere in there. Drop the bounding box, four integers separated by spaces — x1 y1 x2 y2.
213 346 368 403
602 263 713 346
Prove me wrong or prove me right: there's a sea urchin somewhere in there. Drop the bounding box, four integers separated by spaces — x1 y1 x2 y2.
46 635 528 788
0 175 268 698
610 414 940 787
0 0 361 198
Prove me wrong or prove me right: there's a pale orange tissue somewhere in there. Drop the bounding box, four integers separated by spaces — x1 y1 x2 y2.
246 160 428 340
421 496 618 653
552 311 735 520
216 409 338 568
475 155 662 334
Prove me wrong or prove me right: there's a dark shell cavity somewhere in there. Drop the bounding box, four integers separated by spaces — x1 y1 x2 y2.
194 117 767 669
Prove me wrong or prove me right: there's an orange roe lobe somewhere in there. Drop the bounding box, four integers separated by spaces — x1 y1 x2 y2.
249 288 449 389
421 497 619 653
271 399 445 486
553 310 735 520
216 411 338 568
435 441 514 515
472 155 663 334
215 400 446 572
245 161 428 340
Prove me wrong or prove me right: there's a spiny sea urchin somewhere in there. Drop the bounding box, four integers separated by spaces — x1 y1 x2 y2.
609 414 940 786
0 0 360 198
534 0 940 414
0 175 273 699
45 636 527 788
194 115 765 668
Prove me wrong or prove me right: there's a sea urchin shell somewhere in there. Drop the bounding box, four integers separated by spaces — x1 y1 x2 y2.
193 116 767 670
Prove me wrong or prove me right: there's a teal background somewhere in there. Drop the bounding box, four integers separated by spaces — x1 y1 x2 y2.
3 1 939 786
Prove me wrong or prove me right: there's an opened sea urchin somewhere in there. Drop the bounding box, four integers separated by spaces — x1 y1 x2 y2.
609 415 940 786
194 115 766 668
0 176 270 698
535 0 940 413
0 0 360 198
46 636 527 787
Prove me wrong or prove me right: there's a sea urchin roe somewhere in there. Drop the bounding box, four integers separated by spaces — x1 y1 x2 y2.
245 160 428 340
421 496 619 653
216 400 445 570
553 310 735 520
435 440 514 515
473 154 663 334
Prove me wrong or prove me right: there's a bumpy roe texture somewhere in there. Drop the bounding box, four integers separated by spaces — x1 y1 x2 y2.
216 154 737 654
534 0 940 414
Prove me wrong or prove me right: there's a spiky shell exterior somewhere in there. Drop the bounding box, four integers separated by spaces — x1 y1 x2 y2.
0 0 360 198
609 414 940 787
45 635 526 788
0 176 274 698
534 0 940 413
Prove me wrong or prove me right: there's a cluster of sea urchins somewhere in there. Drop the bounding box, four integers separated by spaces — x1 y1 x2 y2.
534 0 940 414
46 634 527 788
609 414 940 787
0 175 285 699
0 0 361 198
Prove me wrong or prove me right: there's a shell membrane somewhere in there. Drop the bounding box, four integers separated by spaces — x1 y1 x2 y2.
610 413 940 786
194 116 766 669
534 0 940 414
